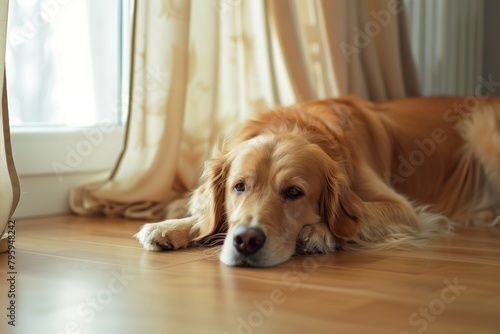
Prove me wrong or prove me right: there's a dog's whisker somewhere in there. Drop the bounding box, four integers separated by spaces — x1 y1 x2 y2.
202 233 227 247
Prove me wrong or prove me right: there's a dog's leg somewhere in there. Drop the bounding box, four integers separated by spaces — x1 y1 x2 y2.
355 166 425 233
135 216 197 251
348 166 451 249
346 199 452 251
363 200 421 230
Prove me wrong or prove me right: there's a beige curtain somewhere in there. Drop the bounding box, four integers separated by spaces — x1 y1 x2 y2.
1 0 20 252
70 0 418 220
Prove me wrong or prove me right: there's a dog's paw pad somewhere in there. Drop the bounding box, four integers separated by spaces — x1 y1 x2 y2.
155 240 174 250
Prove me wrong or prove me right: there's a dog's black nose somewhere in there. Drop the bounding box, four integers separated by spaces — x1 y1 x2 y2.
233 226 266 256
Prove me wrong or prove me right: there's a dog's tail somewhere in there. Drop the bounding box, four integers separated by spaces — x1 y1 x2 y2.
458 101 500 191
453 100 500 226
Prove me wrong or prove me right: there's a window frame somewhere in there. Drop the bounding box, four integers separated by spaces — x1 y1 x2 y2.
8 0 132 218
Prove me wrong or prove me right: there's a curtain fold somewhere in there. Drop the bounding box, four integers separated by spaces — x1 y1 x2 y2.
70 0 419 221
1 0 21 252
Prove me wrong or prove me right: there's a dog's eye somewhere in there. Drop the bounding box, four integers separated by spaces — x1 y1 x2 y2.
234 182 246 194
285 187 303 200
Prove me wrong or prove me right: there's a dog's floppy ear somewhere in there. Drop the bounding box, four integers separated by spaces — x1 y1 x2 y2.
321 165 364 239
189 150 231 242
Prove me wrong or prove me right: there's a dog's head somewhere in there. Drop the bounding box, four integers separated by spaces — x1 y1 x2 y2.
190 106 363 266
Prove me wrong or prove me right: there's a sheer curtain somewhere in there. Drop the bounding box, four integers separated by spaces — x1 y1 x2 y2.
70 0 418 220
1 0 20 252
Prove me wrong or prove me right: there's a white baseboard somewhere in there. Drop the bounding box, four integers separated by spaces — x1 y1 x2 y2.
14 172 107 219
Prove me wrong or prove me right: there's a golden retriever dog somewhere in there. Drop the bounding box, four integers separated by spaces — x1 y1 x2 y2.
135 96 500 267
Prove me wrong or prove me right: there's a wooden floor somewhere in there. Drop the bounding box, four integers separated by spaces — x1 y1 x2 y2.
1 215 500 334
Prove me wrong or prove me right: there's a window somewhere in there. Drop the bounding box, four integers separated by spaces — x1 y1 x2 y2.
6 0 130 127
6 0 132 218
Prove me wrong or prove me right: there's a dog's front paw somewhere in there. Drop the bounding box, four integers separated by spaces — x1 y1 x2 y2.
134 221 191 251
296 223 338 254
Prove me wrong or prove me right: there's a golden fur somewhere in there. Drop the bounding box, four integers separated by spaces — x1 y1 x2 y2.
135 96 500 267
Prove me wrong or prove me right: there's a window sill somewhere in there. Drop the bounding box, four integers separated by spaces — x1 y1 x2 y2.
11 125 125 176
